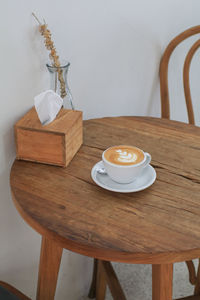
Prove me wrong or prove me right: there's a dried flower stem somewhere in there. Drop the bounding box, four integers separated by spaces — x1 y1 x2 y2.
32 13 67 98
32 12 41 25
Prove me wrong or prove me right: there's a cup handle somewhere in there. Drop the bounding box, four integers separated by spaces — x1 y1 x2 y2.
97 161 107 175
143 152 151 168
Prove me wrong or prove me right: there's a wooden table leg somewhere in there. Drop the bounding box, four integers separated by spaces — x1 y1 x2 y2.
194 258 200 295
152 264 173 300
96 260 107 300
36 237 63 300
88 258 98 298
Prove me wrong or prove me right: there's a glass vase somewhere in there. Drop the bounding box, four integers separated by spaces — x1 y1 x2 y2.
46 62 74 110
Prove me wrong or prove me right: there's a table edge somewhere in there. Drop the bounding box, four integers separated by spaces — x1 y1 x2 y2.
10 116 200 264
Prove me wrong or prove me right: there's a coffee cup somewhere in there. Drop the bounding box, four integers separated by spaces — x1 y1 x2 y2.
102 145 151 184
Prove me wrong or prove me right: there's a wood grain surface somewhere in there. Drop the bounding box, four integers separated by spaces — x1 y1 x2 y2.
15 107 83 167
36 237 63 300
152 264 173 300
15 107 82 134
10 117 200 264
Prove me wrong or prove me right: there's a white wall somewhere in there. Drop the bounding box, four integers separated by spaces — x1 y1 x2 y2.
1 1 200 299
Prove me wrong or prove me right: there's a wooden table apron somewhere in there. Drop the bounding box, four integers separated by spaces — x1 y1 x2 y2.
10 117 200 300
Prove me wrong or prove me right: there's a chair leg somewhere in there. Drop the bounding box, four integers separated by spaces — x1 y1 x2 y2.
101 261 126 300
88 258 98 299
194 259 200 295
0 281 31 300
89 259 126 300
186 260 197 285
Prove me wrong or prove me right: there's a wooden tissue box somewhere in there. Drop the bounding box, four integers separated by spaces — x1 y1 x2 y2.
15 107 83 167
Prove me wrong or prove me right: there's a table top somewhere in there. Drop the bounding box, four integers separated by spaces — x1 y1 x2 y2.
10 116 200 264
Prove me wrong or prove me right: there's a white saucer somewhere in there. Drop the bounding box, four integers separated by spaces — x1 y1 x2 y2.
91 161 156 193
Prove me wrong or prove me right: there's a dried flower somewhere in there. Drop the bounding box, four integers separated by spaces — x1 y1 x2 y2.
32 13 67 98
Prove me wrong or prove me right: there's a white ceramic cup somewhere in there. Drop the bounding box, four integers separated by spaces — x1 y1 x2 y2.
102 148 151 184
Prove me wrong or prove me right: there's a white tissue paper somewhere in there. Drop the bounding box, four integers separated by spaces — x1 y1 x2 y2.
34 90 63 126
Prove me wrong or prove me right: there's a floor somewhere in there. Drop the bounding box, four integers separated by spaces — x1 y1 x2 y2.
83 260 197 300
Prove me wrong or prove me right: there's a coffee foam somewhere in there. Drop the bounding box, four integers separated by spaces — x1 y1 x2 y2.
104 146 144 166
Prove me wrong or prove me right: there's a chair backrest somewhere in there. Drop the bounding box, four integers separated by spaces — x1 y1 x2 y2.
160 25 200 125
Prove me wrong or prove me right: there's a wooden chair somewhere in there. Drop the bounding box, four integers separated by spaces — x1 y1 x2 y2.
160 25 200 298
160 25 200 124
0 281 31 300
88 25 200 300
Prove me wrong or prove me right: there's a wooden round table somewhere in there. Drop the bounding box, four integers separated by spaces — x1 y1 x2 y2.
10 117 200 300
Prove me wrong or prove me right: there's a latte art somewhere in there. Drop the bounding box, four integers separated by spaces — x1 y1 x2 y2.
104 146 144 166
116 149 138 163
